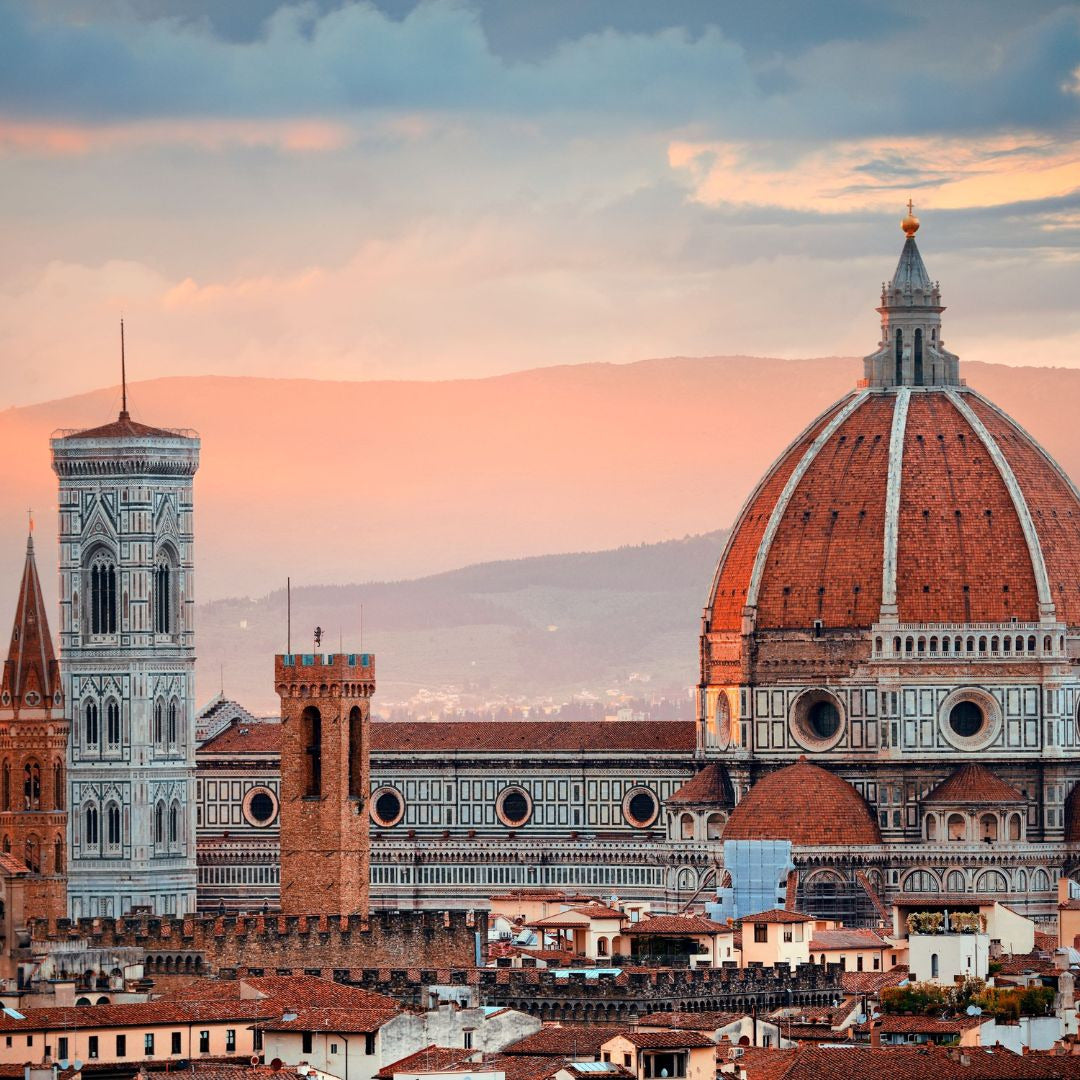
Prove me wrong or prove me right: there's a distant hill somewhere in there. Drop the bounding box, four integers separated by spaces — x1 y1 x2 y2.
198 529 728 713
4 355 1080 709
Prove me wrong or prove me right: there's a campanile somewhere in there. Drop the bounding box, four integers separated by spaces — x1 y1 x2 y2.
275 651 372 915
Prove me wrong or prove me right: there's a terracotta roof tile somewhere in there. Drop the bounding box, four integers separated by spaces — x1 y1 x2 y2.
724 761 881 847
59 415 191 440
376 1047 477 1079
707 388 1080 636
199 719 282 754
637 1011 743 1030
371 720 695 753
739 908 814 925
809 929 889 950
624 915 730 935
616 1031 716 1049
839 965 909 995
923 764 1025 804
262 1006 400 1033
504 1026 617 1057
666 764 733 807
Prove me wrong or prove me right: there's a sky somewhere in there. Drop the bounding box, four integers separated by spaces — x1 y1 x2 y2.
1 0 1080 407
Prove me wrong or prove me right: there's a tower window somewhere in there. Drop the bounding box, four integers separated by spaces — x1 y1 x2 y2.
348 705 364 799
154 560 172 635
302 706 322 798
169 801 180 846
84 700 99 748
106 699 121 748
168 699 179 745
155 801 165 847
83 803 99 849
89 556 117 635
23 761 40 810
106 802 122 850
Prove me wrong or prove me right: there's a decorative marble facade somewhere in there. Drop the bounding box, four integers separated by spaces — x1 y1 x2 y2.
52 414 200 917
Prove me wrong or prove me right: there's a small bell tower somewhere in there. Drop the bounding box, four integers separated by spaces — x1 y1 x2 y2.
863 203 960 388
0 524 68 921
275 650 372 916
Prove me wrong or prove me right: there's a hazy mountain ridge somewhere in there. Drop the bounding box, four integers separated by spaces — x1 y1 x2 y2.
4 355 1080 710
199 530 728 713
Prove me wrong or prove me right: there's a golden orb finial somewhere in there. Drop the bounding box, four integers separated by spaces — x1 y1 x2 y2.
901 198 920 238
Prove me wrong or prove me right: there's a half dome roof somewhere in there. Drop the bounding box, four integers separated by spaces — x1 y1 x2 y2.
923 764 1025 805
707 386 1080 632
723 759 881 846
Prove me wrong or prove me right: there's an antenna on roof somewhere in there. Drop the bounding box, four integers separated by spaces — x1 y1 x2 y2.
287 577 292 654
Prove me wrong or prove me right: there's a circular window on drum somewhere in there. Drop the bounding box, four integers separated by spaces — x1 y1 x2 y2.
790 689 845 751
241 786 279 828
622 786 659 829
940 688 1001 751
370 786 405 828
496 786 533 827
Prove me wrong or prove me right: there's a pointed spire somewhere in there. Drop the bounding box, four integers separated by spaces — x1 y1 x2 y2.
119 317 130 421
1 525 59 715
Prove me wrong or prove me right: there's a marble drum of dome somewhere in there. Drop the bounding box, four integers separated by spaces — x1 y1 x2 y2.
697 211 1080 892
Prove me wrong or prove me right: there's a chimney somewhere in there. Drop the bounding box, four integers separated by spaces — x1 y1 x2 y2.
870 1020 880 1048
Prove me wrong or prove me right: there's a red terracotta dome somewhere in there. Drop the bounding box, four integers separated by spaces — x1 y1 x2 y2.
723 759 881 846
707 387 1080 632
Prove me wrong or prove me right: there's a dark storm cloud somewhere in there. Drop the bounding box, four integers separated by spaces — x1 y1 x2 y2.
1 0 1077 139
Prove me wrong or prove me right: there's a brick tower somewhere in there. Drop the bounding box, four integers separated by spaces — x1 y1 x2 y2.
0 527 67 920
275 651 373 916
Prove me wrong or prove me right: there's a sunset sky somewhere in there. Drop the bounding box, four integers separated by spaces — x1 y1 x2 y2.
3 0 1080 408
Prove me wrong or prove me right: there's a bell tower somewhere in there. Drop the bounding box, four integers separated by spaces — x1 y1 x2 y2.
275 651 372 916
0 526 67 921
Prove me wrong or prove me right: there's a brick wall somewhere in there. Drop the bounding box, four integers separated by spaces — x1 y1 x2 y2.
30 909 484 973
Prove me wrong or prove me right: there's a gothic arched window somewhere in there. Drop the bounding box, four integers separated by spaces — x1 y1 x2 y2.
54 834 64 873
154 699 164 746
154 559 172 635
83 803 99 849
105 802 121 850
84 700 99 748
167 699 178 746
23 760 41 810
2 760 9 811
105 699 121 748
169 801 180 846
89 555 117 635
24 835 40 873
155 801 165 847
302 706 322 798
348 705 363 799
53 761 63 810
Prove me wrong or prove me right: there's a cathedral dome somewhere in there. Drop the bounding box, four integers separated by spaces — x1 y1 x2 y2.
706 218 1080 637
706 380 1080 634
723 760 881 846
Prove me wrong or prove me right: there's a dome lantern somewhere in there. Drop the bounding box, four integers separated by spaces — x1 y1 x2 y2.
863 204 960 389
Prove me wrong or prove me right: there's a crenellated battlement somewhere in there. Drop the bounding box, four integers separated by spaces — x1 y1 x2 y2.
343 960 842 1017
29 909 483 974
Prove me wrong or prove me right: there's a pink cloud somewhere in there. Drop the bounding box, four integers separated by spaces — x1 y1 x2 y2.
0 117 350 156
668 134 1080 213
